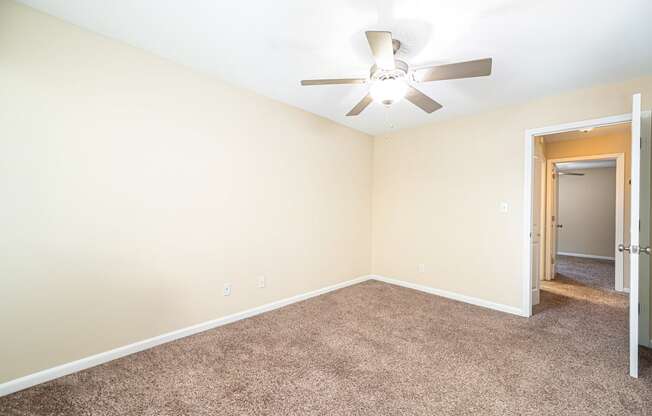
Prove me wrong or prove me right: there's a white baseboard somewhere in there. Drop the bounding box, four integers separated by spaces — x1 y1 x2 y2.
557 252 615 261
0 275 371 398
1 274 527 397
369 275 526 317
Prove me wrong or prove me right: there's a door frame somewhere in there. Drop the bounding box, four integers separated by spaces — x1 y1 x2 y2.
522 113 633 317
543 153 626 292
530 140 547 306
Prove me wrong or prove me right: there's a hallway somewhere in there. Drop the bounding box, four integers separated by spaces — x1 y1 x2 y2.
555 255 616 291
538 254 652 395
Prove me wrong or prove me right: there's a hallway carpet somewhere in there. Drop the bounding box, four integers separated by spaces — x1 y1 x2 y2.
556 254 615 290
1 279 651 415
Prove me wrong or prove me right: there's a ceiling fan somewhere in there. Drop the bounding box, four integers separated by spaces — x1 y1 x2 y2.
300 31 492 116
558 172 585 176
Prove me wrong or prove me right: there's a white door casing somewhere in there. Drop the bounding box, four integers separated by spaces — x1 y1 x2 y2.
531 139 546 305
545 163 560 280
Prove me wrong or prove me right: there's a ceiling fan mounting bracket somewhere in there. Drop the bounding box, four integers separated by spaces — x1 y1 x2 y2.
392 39 401 55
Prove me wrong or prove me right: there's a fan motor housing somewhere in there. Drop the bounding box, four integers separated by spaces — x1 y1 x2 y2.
370 60 409 82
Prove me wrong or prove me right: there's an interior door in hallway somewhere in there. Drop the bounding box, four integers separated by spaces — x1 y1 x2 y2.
545 164 560 280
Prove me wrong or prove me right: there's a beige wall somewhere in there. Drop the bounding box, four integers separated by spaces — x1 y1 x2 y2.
545 130 631 160
0 1 373 383
372 75 652 310
557 168 616 258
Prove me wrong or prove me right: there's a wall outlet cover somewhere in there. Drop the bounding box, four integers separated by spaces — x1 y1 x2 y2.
223 284 231 296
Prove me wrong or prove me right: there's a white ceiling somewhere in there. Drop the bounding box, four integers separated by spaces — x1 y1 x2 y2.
17 0 652 135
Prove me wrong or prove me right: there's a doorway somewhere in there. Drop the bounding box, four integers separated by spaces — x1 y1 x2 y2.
544 153 625 293
522 97 652 378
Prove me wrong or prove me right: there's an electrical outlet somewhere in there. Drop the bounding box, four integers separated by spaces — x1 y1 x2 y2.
257 275 265 288
418 263 425 273
223 283 231 296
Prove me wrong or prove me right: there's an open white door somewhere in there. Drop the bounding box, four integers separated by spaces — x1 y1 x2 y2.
545 164 560 280
625 93 649 378
640 105 651 350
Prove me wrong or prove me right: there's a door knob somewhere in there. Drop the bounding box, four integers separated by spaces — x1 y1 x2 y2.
618 243 630 253
556 224 563 228
642 246 651 255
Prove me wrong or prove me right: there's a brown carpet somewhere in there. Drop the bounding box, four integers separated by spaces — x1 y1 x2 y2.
1 279 651 415
556 255 616 290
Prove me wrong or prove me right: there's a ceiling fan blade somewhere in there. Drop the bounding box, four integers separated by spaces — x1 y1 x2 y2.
405 86 442 114
346 94 373 116
301 78 366 86
558 172 585 176
413 58 492 82
365 31 395 70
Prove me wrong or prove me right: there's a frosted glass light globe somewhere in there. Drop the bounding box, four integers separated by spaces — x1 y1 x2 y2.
370 77 408 106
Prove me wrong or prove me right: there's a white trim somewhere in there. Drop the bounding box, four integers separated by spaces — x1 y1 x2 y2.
532 144 546 306
524 113 633 137
371 275 526 317
0 275 371 397
523 113 633 318
557 252 615 261
615 153 626 292
544 155 559 282
531 288 540 306
523 131 534 317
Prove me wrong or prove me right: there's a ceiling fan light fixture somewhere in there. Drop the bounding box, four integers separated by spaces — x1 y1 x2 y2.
370 76 408 106
300 31 492 116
